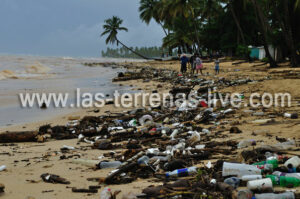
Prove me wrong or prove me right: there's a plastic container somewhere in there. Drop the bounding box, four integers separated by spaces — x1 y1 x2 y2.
166 167 197 178
224 177 240 189
267 175 300 187
284 113 298 119
254 192 295 199
100 187 112 199
0 165 7 171
98 161 122 169
237 139 256 149
128 119 137 127
284 156 300 169
137 156 150 166
279 176 300 187
247 178 273 191
253 159 278 169
272 171 300 180
241 175 262 181
237 189 253 199
139 115 153 126
222 162 261 178
72 159 99 168
170 129 179 140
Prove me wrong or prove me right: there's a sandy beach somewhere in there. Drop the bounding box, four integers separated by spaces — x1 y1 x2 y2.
1 59 300 199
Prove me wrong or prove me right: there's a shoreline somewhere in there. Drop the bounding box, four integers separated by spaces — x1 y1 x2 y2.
1 60 300 198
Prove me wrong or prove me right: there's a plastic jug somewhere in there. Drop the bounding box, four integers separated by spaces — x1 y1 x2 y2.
284 156 300 169
247 178 273 191
222 162 261 178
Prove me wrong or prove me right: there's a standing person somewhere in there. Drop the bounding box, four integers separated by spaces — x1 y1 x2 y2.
180 54 188 74
215 58 220 75
195 54 203 75
189 54 196 74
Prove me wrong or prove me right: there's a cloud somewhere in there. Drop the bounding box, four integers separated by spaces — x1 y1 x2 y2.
0 0 165 57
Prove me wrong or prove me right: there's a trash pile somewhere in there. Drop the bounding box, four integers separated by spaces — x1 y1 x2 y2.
0 65 299 199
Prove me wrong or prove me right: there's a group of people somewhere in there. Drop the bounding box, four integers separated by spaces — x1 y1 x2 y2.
180 54 220 75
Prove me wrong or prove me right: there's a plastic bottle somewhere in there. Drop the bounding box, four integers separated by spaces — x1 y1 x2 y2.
170 129 179 140
0 165 7 171
98 161 122 169
237 189 253 199
128 119 137 127
224 177 240 189
222 162 261 178
137 156 150 166
242 175 262 181
253 159 278 169
100 187 112 199
72 159 99 168
247 178 273 191
284 113 298 119
284 156 300 169
272 171 300 180
150 156 170 162
273 139 295 150
139 115 153 126
237 139 256 149
267 175 300 187
254 192 295 199
166 167 197 178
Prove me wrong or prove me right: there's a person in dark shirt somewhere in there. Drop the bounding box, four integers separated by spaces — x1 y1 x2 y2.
180 54 188 74
189 54 196 74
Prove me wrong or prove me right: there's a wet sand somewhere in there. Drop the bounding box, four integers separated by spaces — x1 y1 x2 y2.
1 60 300 198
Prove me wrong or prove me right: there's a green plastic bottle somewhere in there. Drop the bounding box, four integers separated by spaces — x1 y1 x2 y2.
267 175 300 187
253 159 278 169
279 176 300 187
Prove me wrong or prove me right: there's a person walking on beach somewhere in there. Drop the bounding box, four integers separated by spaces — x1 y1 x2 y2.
215 58 220 75
195 54 203 75
180 54 188 74
189 54 196 74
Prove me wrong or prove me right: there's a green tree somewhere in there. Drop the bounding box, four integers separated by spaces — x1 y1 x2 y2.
101 16 149 59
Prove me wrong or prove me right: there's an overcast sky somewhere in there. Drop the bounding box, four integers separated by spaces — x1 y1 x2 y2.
0 0 164 57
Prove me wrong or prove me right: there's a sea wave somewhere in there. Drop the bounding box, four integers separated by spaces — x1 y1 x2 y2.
0 63 51 80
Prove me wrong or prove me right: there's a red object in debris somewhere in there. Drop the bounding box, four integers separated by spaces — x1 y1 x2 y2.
200 101 208 107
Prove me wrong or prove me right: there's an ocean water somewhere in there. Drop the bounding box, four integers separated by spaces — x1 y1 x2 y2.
0 55 141 127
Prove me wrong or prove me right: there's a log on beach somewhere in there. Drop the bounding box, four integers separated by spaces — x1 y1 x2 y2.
0 131 38 143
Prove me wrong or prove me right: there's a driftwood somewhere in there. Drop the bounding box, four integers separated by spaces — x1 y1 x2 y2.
0 131 38 143
104 162 138 184
0 183 4 193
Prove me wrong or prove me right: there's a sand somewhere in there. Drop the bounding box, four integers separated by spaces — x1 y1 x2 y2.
1 60 300 199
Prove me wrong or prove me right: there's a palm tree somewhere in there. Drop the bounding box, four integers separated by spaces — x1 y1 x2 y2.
101 16 149 59
139 0 168 36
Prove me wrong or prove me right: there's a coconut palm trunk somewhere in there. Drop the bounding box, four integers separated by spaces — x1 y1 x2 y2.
228 0 246 45
250 0 278 67
116 39 150 60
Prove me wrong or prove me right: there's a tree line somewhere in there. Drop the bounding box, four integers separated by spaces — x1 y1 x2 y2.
101 46 176 59
101 0 300 67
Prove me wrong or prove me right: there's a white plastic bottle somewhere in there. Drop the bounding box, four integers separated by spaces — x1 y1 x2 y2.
99 161 122 169
241 175 262 181
254 192 295 199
